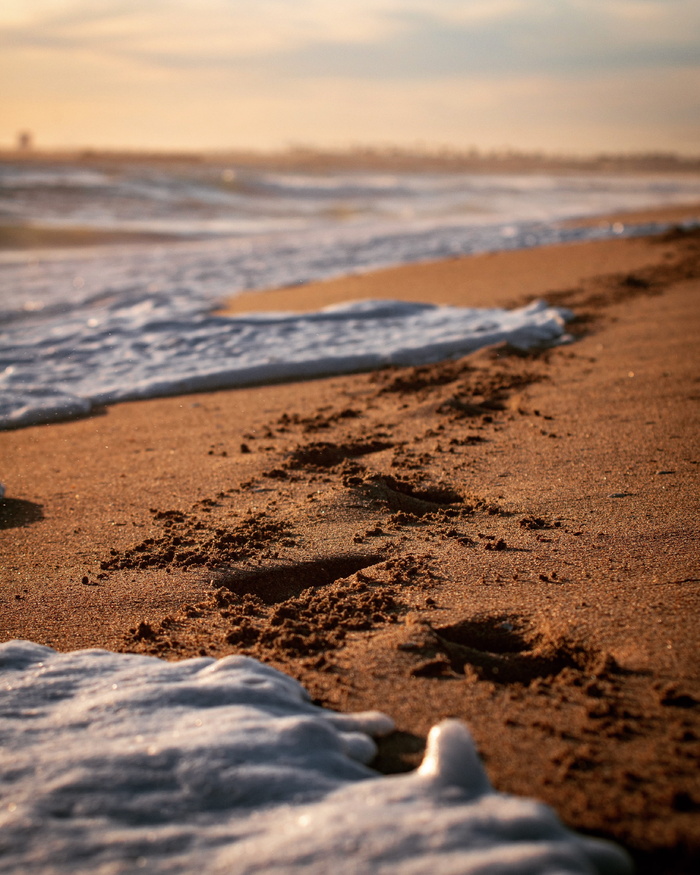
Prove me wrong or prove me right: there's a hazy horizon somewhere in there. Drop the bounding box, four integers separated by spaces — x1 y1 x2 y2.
1 1 699 157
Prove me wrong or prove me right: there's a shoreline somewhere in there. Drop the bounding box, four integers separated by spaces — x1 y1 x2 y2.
1 216 699 872
1 202 698 257
4 146 700 175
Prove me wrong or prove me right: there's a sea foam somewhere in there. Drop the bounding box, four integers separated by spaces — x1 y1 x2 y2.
0 641 632 874
0 298 571 429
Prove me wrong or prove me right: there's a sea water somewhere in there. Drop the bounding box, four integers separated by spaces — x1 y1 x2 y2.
1 163 696 870
1 162 700 428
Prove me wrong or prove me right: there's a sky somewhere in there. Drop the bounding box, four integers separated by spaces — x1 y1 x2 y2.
1 0 699 156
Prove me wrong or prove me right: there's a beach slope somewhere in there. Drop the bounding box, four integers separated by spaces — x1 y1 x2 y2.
1 223 699 873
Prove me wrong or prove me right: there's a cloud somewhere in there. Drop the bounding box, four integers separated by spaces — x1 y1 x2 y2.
0 0 401 57
1 0 698 78
1 0 698 153
259 6 699 81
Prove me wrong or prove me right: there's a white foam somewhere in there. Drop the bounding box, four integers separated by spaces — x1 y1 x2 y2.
0 298 572 429
0 641 632 874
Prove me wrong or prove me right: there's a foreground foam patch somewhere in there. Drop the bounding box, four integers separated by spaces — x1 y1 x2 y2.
0 641 632 874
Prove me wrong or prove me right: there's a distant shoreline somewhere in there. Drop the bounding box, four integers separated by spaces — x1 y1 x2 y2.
2 146 700 175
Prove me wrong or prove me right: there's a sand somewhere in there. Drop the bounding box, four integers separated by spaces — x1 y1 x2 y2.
0 224 185 250
1 216 699 874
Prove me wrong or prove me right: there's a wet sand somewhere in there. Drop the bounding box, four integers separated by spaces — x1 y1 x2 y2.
1 217 699 873
0 223 187 250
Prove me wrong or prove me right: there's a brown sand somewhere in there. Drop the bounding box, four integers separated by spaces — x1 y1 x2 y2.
220 212 700 316
1 219 699 873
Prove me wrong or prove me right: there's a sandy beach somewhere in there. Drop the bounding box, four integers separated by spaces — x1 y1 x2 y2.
1 213 699 872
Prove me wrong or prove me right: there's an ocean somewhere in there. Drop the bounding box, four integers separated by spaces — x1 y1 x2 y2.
1 160 697 871
2 161 699 429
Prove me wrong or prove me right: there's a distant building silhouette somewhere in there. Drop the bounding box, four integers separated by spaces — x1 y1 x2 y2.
17 131 33 152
